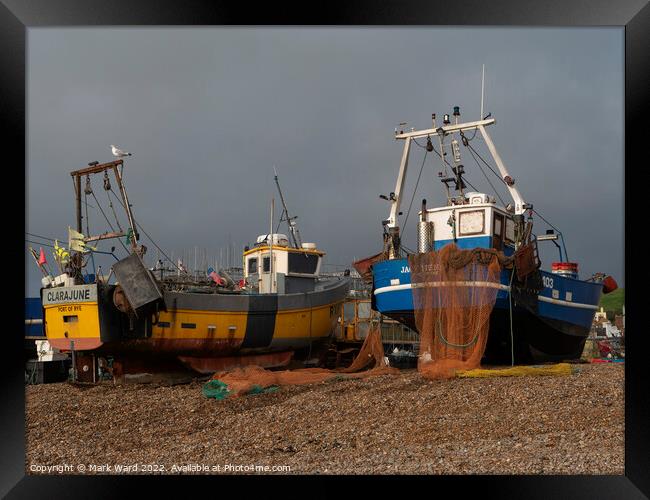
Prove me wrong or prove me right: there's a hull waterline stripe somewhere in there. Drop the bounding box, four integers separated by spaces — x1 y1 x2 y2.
374 283 598 310
537 295 598 310
374 281 510 294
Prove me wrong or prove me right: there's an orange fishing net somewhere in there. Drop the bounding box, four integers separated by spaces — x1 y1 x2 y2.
409 244 502 379
207 326 398 398
204 244 504 398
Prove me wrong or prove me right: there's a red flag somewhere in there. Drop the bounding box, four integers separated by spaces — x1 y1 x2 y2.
38 247 47 266
209 271 225 286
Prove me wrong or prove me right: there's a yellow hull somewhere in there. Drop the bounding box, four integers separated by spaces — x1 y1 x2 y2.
43 281 348 357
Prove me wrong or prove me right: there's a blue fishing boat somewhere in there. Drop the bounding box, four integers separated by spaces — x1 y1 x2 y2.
359 107 617 363
24 297 45 358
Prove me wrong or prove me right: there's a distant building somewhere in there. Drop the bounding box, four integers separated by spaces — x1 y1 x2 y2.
594 307 607 323
591 307 622 338
614 315 624 331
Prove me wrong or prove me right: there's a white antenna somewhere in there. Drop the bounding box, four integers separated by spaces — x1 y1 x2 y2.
480 64 485 120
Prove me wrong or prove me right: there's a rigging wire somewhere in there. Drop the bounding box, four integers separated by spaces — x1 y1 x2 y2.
70 177 100 210
531 208 570 262
84 187 97 275
457 133 570 260
25 239 55 249
105 188 125 233
464 141 510 188
400 135 487 250
40 173 180 273
412 137 480 192
109 193 182 273
401 243 417 255
135 223 182 273
275 213 283 234
465 145 508 207
402 150 428 230
461 133 570 261
463 128 479 142
84 193 91 236
28 204 128 257
88 191 130 254
25 232 65 243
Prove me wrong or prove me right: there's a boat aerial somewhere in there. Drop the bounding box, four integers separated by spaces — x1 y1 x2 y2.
359 106 617 363
37 158 349 380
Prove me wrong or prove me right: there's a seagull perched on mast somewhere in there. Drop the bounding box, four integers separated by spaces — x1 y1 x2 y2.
110 145 132 158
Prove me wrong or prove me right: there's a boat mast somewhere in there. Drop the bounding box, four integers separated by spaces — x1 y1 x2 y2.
70 159 139 251
269 198 275 293
111 162 139 251
273 167 302 249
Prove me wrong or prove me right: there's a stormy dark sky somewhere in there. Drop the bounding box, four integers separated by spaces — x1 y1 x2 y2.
26 28 623 296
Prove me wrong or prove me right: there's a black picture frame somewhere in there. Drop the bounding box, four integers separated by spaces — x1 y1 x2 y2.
4 1 648 497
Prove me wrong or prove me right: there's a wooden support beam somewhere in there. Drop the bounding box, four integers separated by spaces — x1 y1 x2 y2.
85 231 126 243
70 159 123 177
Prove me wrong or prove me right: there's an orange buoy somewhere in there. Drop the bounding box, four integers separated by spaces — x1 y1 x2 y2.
602 276 618 294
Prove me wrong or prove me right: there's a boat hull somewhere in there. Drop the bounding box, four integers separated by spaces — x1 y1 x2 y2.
372 258 602 363
42 278 350 360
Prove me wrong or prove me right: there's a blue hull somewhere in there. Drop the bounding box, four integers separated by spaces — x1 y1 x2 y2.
25 297 44 360
25 297 44 338
372 257 603 363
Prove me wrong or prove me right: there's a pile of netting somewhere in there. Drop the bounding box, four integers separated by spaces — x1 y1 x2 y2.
408 243 504 379
202 326 398 399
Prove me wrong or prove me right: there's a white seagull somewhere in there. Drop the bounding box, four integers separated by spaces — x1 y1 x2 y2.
110 145 132 158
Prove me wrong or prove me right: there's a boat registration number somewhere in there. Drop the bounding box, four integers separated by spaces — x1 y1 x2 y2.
542 276 554 289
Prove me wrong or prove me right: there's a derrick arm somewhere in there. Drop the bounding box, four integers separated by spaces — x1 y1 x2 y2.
389 118 498 230
273 168 302 248
478 125 527 215
387 137 412 229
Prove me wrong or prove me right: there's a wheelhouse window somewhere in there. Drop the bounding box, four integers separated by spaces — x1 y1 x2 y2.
458 210 485 236
505 217 515 243
262 256 271 273
493 213 505 250
247 257 258 274
288 252 319 274
493 215 503 237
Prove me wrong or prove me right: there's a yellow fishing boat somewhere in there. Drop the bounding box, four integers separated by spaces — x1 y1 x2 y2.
39 159 349 380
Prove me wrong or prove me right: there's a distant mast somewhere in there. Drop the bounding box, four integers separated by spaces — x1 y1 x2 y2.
270 197 274 293
274 167 303 249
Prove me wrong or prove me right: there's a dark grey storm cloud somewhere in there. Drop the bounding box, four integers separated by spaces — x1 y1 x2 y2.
26 27 623 296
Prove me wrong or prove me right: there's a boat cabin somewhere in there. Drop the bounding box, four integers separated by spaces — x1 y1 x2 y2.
418 192 516 254
243 233 324 294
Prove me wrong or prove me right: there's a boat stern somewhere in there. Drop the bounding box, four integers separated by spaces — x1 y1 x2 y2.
41 283 103 351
